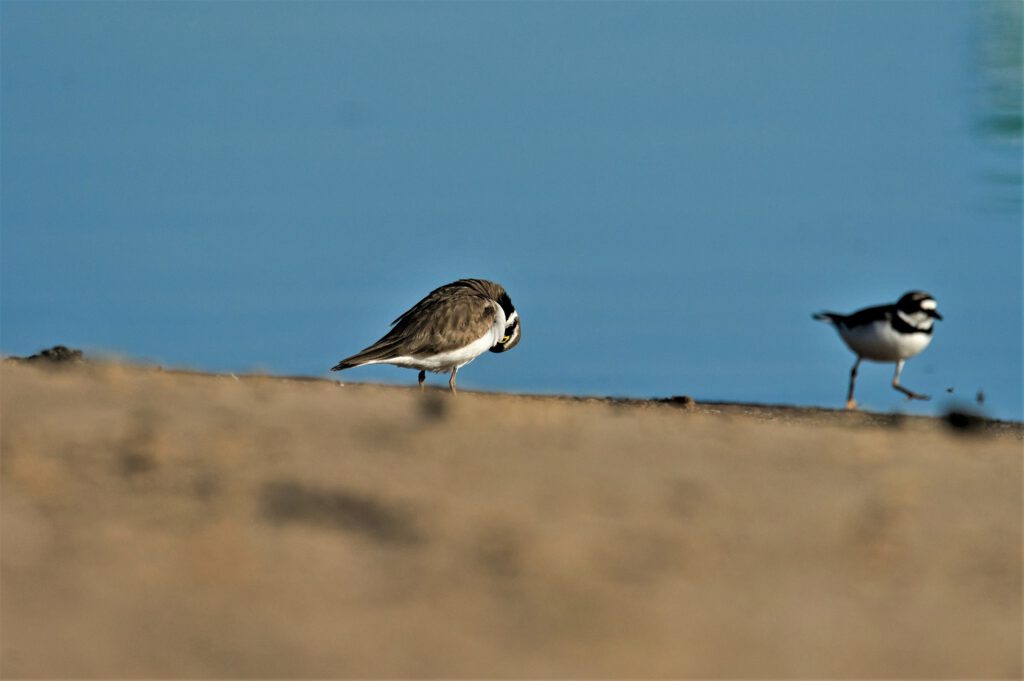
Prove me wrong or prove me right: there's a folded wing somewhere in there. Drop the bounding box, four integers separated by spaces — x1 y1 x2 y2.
332 288 500 371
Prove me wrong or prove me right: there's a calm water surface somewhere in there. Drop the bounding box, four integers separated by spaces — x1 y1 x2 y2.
2 1 1021 419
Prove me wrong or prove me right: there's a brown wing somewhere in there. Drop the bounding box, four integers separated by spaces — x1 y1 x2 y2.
331 283 499 370
390 279 506 326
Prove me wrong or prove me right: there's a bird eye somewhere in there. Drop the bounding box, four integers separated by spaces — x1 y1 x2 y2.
501 335 510 343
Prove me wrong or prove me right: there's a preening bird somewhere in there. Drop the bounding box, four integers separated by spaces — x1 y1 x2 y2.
331 279 521 394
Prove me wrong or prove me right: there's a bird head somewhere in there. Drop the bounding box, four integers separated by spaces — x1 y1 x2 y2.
490 292 521 353
897 291 942 328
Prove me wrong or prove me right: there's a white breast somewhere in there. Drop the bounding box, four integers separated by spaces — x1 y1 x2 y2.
837 320 933 362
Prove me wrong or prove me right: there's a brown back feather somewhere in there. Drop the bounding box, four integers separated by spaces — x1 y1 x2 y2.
331 280 504 370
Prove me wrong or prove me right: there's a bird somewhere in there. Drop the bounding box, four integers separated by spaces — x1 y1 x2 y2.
813 291 942 409
331 278 521 394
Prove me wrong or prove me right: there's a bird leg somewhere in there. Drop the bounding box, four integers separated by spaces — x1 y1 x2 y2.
892 360 929 401
448 367 458 395
846 357 861 410
418 370 426 392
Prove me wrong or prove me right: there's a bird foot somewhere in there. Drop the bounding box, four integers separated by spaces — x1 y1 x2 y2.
845 399 858 410
894 383 930 401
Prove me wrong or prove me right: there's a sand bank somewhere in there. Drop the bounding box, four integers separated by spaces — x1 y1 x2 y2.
2 362 1020 677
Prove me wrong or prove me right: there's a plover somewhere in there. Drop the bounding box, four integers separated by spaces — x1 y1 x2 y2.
813 291 942 409
331 278 521 394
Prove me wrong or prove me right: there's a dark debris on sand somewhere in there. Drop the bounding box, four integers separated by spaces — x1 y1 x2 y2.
5 345 85 365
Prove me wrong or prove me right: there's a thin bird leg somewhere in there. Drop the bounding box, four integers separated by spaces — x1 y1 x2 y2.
846 357 861 410
892 359 930 401
448 367 458 395
418 370 426 392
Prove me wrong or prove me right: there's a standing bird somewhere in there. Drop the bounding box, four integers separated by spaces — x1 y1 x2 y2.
331 279 521 394
813 291 942 409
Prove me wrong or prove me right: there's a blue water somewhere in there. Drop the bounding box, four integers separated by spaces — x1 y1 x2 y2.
3 1 1021 419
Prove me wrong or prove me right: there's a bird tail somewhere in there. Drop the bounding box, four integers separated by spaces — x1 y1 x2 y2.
812 312 843 324
331 353 378 372
330 338 405 372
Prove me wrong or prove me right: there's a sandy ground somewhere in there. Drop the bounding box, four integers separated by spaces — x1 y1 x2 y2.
1 361 1021 678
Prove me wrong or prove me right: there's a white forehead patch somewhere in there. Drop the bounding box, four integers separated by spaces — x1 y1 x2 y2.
920 299 937 310
506 310 518 326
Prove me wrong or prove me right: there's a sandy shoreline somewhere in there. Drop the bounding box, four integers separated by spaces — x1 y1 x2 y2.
101 360 1024 434
2 361 1021 677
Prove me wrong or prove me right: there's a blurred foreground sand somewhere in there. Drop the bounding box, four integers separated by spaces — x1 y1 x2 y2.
2 362 1021 678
